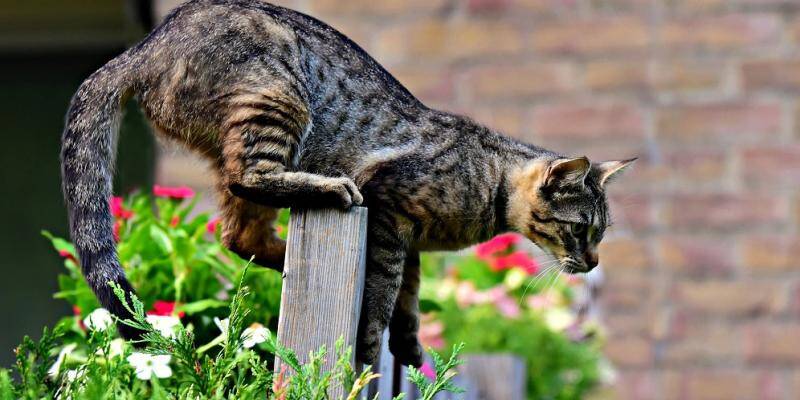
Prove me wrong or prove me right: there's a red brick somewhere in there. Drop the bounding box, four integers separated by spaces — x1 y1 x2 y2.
661 323 743 365
662 194 788 231
743 60 800 92
375 20 523 62
745 323 800 363
653 60 725 92
665 149 729 187
740 145 800 189
675 281 787 317
657 236 735 276
530 16 650 56
309 0 448 16
742 236 800 272
607 194 655 233
604 335 653 367
602 272 653 311
616 371 658 400
584 61 648 91
684 370 761 400
532 103 645 140
461 62 575 101
389 66 454 103
656 103 782 144
660 14 781 52
467 107 527 139
599 238 652 270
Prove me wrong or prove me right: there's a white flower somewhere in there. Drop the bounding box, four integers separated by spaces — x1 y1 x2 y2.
64 369 84 382
96 338 126 359
145 315 181 338
83 308 113 331
544 308 576 332
214 317 230 335
126 352 172 380
48 344 77 378
241 323 268 348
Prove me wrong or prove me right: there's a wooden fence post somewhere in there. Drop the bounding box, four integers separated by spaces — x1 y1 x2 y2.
459 354 526 400
275 207 369 396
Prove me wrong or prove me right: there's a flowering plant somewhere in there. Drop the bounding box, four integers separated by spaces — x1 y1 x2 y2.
418 233 611 399
1 188 464 399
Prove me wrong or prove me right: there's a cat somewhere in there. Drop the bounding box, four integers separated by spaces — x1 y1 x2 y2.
61 0 634 367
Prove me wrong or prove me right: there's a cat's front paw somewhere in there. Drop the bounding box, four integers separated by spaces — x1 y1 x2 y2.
389 335 423 367
320 177 363 209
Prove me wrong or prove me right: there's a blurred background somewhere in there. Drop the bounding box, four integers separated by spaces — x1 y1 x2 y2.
1 0 799 398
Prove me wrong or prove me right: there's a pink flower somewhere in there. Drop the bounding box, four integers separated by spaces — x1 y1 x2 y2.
527 294 552 311
488 287 521 318
206 217 221 234
455 282 488 307
153 185 195 200
109 196 133 220
419 362 436 381
170 216 180 227
147 301 185 318
419 315 445 350
58 249 78 263
489 251 540 275
475 233 521 259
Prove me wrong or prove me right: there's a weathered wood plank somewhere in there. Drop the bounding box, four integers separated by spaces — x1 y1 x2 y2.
459 354 526 400
275 207 369 397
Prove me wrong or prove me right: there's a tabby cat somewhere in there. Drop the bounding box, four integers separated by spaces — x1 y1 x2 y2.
61 0 634 366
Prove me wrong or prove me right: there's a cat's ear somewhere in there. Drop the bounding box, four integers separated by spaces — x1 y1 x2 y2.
595 158 637 186
544 157 590 188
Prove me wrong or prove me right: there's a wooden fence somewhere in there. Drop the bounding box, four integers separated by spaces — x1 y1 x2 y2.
276 207 526 399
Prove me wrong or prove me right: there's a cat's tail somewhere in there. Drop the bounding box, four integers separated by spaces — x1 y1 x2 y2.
60 52 144 340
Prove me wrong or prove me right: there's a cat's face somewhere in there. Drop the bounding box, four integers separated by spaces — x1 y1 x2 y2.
508 157 635 273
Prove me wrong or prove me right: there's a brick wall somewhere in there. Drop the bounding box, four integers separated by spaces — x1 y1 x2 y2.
155 1 800 398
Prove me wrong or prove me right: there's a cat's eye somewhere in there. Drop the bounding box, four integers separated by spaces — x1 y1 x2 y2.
571 223 588 236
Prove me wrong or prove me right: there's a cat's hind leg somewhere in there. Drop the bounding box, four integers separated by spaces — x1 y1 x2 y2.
357 213 408 365
220 89 362 210
217 186 286 271
388 251 424 367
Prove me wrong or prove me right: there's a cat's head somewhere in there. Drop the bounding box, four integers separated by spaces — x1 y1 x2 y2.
508 156 635 273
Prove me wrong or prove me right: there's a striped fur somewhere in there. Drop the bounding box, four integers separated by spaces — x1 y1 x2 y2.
60 0 634 366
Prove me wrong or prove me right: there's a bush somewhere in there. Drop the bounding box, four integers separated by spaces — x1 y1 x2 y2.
3 188 465 398
418 234 612 399
3 188 607 399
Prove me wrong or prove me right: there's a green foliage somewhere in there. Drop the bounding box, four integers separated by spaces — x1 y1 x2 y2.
1 263 464 399
419 237 609 399
4 190 465 399
407 344 466 400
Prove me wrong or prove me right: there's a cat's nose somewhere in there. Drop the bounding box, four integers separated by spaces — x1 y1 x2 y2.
584 250 599 270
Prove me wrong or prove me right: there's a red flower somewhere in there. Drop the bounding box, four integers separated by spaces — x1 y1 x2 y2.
206 217 220 234
58 249 78 263
489 250 540 275
170 216 180 227
109 196 133 220
147 300 185 318
72 306 82 316
153 185 195 200
475 233 521 259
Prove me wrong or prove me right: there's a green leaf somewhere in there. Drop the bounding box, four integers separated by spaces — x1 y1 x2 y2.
149 225 173 254
419 299 442 313
177 299 228 315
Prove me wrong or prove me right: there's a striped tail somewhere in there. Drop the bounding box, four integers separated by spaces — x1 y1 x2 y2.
60 58 143 340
